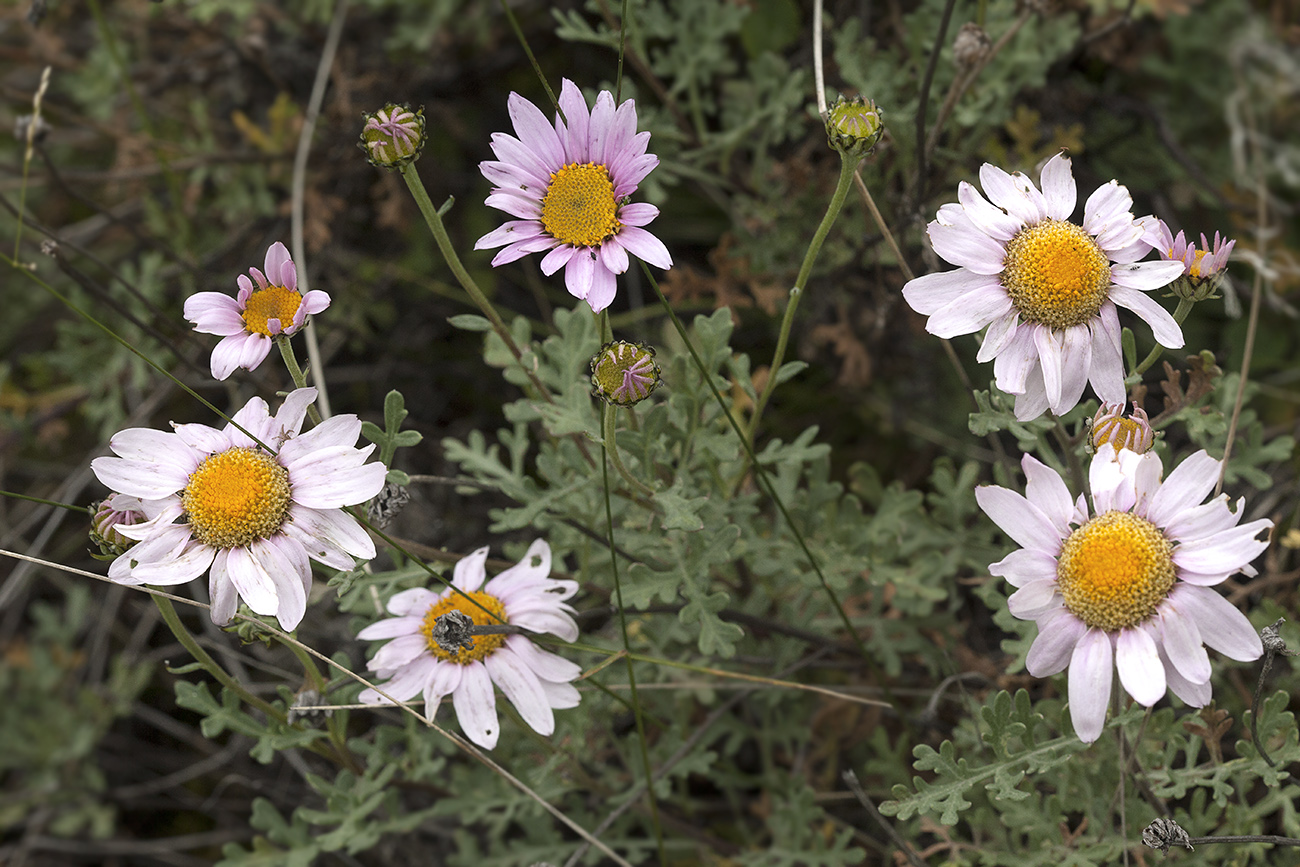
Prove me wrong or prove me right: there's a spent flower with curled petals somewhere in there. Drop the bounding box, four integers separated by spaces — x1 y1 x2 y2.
474 79 671 313
359 104 425 169
590 340 661 406
902 153 1186 421
90 388 386 631
1153 219 1235 302
976 444 1271 743
1089 403 1155 455
183 243 330 381
357 539 582 749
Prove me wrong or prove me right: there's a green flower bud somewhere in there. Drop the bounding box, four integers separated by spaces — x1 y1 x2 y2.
359 104 425 169
590 341 661 407
825 95 883 159
89 494 145 559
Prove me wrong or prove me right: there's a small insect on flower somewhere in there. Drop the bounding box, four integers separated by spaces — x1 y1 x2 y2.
357 539 582 749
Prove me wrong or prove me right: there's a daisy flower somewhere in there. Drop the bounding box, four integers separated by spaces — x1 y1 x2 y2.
357 539 582 750
1152 219 1235 286
90 387 385 631
976 444 1271 743
184 242 331 380
474 79 672 314
902 153 1187 421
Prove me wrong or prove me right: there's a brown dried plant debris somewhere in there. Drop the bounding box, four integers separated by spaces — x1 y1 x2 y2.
809 302 874 388
1183 705 1233 764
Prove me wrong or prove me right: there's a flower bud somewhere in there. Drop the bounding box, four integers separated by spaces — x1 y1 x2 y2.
1089 404 1155 455
590 341 661 407
359 104 425 169
825 94 883 159
90 493 145 558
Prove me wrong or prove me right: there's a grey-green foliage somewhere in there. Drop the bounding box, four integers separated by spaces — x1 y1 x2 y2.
0 586 151 839
442 307 986 666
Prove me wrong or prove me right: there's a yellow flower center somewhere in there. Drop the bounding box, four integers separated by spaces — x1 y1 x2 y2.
540 162 621 248
181 447 292 549
242 286 304 337
1189 249 1208 279
1056 510 1175 631
1002 219 1111 330
420 591 509 664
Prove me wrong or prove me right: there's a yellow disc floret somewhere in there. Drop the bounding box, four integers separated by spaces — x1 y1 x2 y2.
1002 219 1111 330
1056 510 1175 631
242 286 304 337
540 162 621 248
420 591 509 663
182 447 292 549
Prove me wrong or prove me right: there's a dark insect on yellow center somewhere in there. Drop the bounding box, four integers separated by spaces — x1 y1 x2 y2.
1056 510 1175 631
420 591 509 663
241 286 304 337
181 447 291 548
1002 219 1111 330
540 162 621 248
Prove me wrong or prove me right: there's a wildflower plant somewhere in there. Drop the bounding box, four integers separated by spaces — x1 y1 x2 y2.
5 2 1300 867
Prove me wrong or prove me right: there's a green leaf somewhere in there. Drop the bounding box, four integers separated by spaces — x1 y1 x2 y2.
447 313 492 331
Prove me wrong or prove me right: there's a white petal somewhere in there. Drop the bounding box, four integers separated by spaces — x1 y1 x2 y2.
453 547 491 592
1109 286 1184 348
902 268 1001 316
1169 585 1262 661
485 645 554 736
1116 627 1165 706
453 662 500 749
1007 580 1060 618
1067 628 1113 743
1157 607 1211 683
989 547 1060 588
1145 450 1221 528
1022 453 1074 536
1039 153 1077 221
357 616 424 641
924 284 1014 339
976 486 1066 554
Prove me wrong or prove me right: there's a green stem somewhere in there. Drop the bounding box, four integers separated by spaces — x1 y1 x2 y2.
275 335 323 427
747 151 862 440
398 163 554 402
153 595 285 723
603 404 656 497
601 441 666 867
2 490 85 512
1131 298 1195 378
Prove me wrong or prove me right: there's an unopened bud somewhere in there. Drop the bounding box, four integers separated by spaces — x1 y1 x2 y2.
825 94 883 159
590 341 661 407
90 494 146 558
359 104 425 169
952 22 992 71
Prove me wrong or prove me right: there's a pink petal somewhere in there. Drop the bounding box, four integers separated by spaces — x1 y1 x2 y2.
927 214 1007 275
475 219 545 251
1145 450 1221 528
990 547 1060 588
902 268 1001 316
507 91 564 168
618 202 660 227
1039 153 1077 221
957 180 1022 241
1007 579 1060 618
979 163 1040 225
540 244 577 276
976 485 1067 554
1172 519 1271 575
184 292 246 335
1169 584 1262 662
564 249 596 300
283 504 376 568
557 79 591 163
1022 453 1074 536
1026 608 1086 676
584 262 618 313
924 284 1014 339
616 226 672 269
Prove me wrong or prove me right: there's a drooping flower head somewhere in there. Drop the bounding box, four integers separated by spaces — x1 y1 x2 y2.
474 79 672 314
183 243 331 381
1089 403 1155 455
357 539 582 749
902 153 1187 421
1152 219 1235 302
976 445 1270 743
90 388 385 631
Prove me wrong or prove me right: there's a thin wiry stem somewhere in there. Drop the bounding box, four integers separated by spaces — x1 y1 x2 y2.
911 0 959 205
275 335 324 427
813 0 828 119
601 444 667 867
603 404 656 497
290 0 349 421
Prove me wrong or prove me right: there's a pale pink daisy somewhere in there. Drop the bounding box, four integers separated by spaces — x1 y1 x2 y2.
977 444 1271 743
90 388 385 631
183 242 330 380
1152 219 1235 284
902 153 1187 421
357 539 582 749
474 79 672 313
